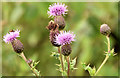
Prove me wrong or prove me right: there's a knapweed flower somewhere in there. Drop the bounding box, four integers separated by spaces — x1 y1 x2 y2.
3 29 20 43
48 3 68 17
100 24 111 36
56 31 75 45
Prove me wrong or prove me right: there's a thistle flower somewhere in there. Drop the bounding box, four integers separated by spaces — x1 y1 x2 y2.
3 29 20 43
48 3 68 17
3 29 24 53
55 31 75 45
100 24 111 36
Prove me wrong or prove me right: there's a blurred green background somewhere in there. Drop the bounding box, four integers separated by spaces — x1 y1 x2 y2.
2 2 119 76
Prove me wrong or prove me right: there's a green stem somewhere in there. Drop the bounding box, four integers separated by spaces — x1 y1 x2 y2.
67 56 70 77
20 52 39 78
58 47 64 71
95 36 110 76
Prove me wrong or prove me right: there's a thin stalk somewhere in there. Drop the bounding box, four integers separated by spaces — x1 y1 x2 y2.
20 52 39 78
106 36 110 52
58 47 64 71
95 36 110 76
67 56 70 77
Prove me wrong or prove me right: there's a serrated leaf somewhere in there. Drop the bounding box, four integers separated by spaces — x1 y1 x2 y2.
34 61 40 67
64 60 68 70
70 57 77 71
56 64 61 67
110 48 114 54
90 67 96 76
81 63 96 76
105 48 117 57
81 63 87 69
62 71 67 76
71 57 77 66
51 52 60 59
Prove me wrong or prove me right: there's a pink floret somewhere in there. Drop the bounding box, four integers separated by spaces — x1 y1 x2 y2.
3 30 20 43
56 31 75 45
48 3 68 17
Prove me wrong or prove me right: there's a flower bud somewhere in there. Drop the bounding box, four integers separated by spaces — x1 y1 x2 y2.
11 39 24 53
61 44 72 56
49 30 61 47
54 15 65 30
100 24 111 36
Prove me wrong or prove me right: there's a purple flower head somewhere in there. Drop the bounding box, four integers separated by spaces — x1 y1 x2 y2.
48 3 68 17
56 31 75 45
3 29 20 43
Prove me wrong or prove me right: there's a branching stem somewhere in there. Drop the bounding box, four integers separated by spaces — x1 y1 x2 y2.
20 52 39 78
95 36 110 76
67 56 70 77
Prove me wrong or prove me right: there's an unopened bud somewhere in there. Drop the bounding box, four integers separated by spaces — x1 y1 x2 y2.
11 39 24 53
61 44 72 56
49 30 61 47
100 24 111 36
54 15 65 30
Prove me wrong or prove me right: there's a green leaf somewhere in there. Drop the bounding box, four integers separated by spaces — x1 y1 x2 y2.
64 60 68 71
70 57 77 71
30 60 41 76
81 63 96 76
51 52 60 59
105 48 117 57
62 71 67 76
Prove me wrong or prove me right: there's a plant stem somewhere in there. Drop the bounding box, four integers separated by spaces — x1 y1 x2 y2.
67 56 70 77
58 47 64 71
106 36 110 52
95 36 110 76
20 52 39 78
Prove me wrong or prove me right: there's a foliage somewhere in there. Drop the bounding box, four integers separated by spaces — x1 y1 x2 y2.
2 2 118 76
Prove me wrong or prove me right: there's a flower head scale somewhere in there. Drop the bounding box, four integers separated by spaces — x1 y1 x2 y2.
56 31 75 45
3 29 20 43
48 3 68 17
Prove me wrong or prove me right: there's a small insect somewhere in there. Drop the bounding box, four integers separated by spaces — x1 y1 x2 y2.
9 29 15 32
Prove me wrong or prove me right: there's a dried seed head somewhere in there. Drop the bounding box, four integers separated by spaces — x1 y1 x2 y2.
61 44 72 56
54 15 65 30
100 24 111 36
46 20 59 31
46 20 55 30
49 30 61 47
11 39 24 53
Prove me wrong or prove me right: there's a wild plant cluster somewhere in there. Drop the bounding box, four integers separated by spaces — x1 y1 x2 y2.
3 3 117 77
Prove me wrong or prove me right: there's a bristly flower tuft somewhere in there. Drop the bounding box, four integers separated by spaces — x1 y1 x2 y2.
55 31 75 45
48 3 68 17
3 29 20 43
